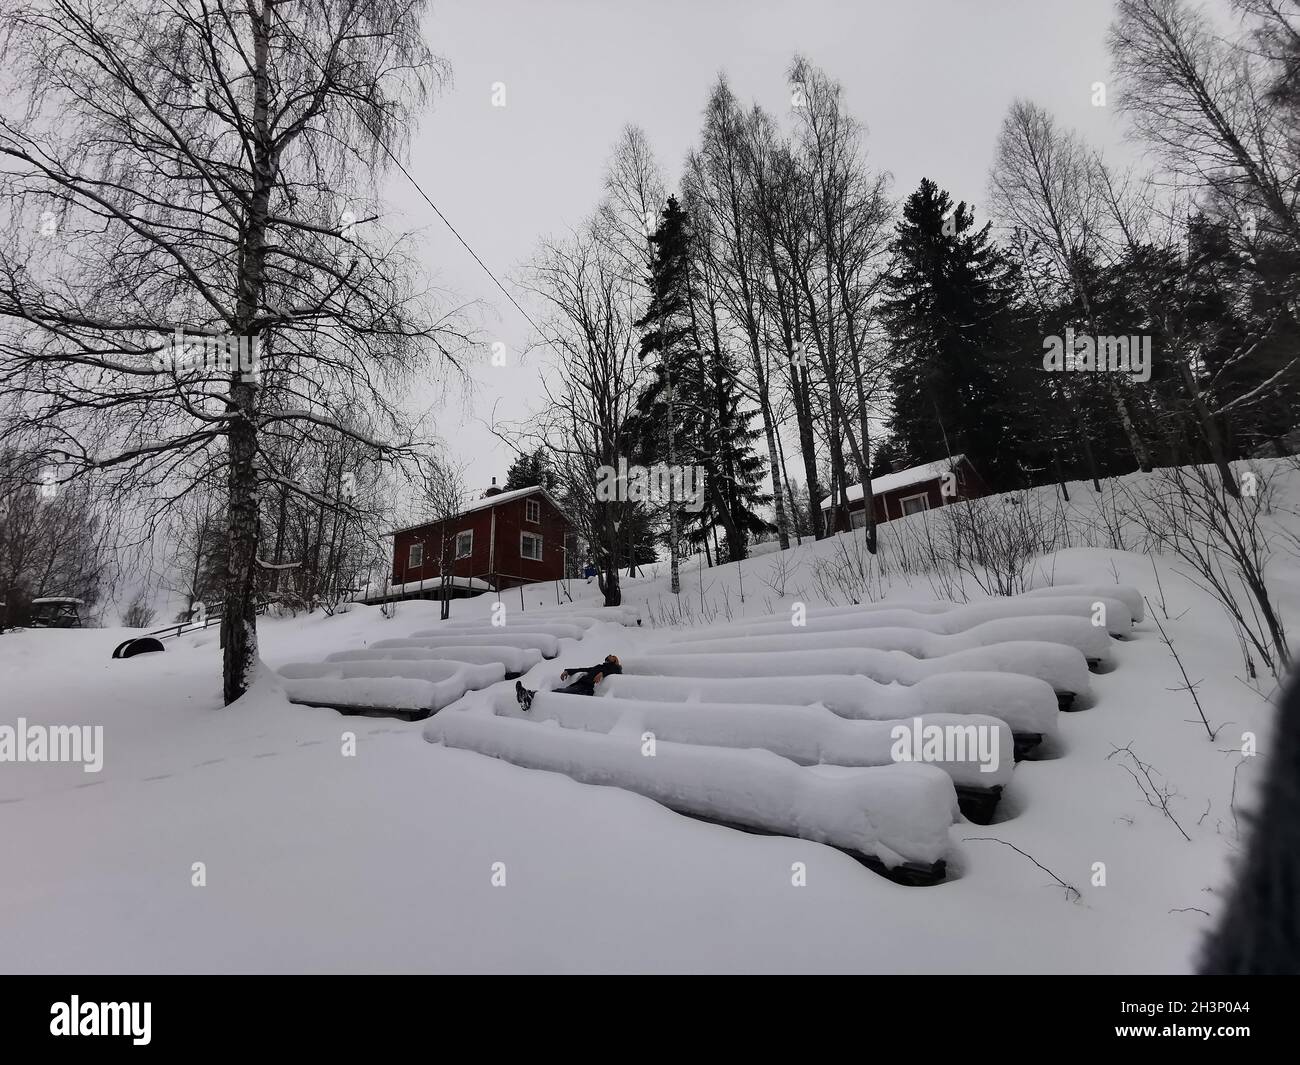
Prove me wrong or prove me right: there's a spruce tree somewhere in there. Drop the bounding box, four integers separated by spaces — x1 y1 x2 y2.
504 448 559 492
879 179 1035 489
703 344 771 559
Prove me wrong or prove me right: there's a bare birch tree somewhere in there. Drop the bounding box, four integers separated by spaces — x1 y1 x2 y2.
520 219 648 606
0 1 471 702
990 99 1154 475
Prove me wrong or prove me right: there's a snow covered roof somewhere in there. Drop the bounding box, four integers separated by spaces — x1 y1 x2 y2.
819 456 966 510
31 596 85 605
384 485 571 536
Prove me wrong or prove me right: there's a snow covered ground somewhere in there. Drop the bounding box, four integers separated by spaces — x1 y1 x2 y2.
1 463 1296 973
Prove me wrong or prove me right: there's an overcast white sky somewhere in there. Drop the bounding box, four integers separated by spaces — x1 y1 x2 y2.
381 0 1197 492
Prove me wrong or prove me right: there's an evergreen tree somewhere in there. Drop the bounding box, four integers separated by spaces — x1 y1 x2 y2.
869 436 904 478
879 179 1036 489
504 448 559 492
628 196 772 562
627 196 699 590
701 344 772 558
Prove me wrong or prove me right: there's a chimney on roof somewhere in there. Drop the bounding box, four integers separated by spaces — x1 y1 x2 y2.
482 476 503 498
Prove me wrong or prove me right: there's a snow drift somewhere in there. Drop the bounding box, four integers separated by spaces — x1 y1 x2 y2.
409 621 586 640
600 670 1058 738
498 689 1013 789
668 594 1133 641
325 644 544 674
657 616 1113 666
282 658 501 714
623 642 1092 697
425 709 955 872
369 632 563 657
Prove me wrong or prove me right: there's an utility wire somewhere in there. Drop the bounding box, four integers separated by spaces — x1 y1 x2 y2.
292 29 550 343
369 137 550 342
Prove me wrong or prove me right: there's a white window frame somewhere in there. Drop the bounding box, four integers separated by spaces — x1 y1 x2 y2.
899 492 929 516
525 498 541 524
454 530 473 559
520 531 543 561
408 542 423 568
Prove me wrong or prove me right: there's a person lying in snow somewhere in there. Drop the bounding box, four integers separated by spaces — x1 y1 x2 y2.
515 654 622 712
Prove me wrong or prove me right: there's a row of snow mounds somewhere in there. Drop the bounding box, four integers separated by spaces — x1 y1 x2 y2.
407 621 587 641
368 632 564 658
280 659 505 720
766 584 1145 624
657 615 1114 669
281 658 502 686
494 688 1014 793
425 709 955 882
669 594 1134 641
601 671 1058 747
486 604 643 627
625 642 1092 702
325 643 545 674
1021 583 1146 622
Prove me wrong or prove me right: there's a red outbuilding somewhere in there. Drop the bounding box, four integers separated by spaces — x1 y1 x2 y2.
819 455 987 533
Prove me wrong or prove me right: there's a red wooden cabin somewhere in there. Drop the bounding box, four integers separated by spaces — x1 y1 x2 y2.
819 455 988 533
384 483 574 599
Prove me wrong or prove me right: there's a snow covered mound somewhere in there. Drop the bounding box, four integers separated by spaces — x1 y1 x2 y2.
1020 583 1146 621
623 642 1092 698
659 615 1114 665
600 670 1058 740
492 605 644 627
425 709 956 877
281 667 502 717
669 594 1134 639
408 622 586 640
326 643 545 673
370 632 565 657
417 586 1144 858
494 688 1014 790
272 602 633 720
